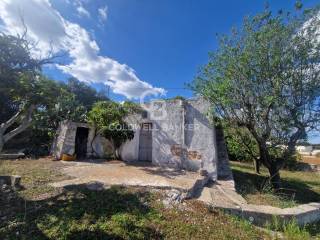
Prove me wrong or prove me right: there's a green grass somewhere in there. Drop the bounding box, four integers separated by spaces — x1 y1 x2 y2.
231 161 320 239
0 158 270 240
266 217 316 240
231 161 320 208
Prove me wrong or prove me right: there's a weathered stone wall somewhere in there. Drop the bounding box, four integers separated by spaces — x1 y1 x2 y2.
52 121 98 159
52 98 229 181
120 98 219 180
51 120 69 158
215 126 233 180
120 114 142 162
183 98 218 179
92 135 114 158
151 99 185 168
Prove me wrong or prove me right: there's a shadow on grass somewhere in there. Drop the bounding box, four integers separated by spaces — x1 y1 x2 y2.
232 169 320 204
0 185 163 240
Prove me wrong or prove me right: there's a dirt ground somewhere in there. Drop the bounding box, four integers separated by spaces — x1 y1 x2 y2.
51 160 202 192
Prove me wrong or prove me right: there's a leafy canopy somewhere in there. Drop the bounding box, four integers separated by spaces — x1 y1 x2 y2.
192 5 320 186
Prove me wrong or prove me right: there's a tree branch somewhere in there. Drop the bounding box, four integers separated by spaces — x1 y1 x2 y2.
0 105 25 132
3 105 35 142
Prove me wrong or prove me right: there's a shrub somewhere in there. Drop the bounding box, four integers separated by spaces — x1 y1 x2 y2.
224 125 258 162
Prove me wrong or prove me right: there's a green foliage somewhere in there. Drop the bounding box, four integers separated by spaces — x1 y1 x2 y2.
0 33 41 123
66 77 108 109
166 95 186 101
224 125 259 162
192 4 320 186
88 101 141 158
0 32 108 155
2 76 107 156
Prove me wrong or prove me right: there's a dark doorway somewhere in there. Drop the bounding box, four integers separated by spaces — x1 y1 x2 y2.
139 123 152 162
75 127 89 159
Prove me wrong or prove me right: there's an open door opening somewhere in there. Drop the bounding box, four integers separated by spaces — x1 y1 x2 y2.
75 127 89 159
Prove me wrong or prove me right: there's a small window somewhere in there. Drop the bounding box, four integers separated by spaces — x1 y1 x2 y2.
142 110 148 119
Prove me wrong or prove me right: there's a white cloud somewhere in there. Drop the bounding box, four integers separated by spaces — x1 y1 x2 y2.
98 6 108 23
76 5 90 18
73 0 90 18
0 0 165 99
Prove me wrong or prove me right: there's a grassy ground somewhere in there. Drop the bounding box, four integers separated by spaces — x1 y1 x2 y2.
231 161 320 239
0 158 270 240
231 161 320 208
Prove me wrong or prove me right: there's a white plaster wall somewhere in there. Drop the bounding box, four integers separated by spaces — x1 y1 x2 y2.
120 129 140 162
117 97 218 179
52 121 96 159
184 98 218 180
120 114 142 162
151 100 184 168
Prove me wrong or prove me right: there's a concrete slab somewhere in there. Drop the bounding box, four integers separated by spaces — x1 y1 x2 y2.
51 160 205 194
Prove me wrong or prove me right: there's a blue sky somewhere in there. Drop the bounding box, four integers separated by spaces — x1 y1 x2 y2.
0 0 319 143
49 0 319 100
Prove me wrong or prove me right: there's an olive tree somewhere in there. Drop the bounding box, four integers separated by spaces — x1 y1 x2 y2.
0 33 54 152
192 6 320 188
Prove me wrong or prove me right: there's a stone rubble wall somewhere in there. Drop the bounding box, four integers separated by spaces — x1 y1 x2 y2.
215 126 233 180
52 121 103 159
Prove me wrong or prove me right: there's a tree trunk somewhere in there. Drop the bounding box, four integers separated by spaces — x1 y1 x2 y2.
0 105 35 153
115 148 122 160
258 142 281 189
254 158 260 174
0 135 4 153
268 163 281 189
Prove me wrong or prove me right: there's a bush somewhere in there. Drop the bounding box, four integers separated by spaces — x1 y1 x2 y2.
224 125 258 162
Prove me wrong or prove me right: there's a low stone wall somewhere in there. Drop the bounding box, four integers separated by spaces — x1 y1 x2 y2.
198 180 320 227
218 202 320 227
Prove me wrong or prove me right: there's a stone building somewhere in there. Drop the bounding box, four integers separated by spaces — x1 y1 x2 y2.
52 98 231 181
51 121 113 160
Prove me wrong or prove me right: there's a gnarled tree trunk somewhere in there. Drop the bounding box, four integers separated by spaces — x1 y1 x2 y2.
0 105 35 153
257 141 282 189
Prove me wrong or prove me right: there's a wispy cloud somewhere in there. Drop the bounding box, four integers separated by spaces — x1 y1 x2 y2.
76 4 90 18
98 5 108 23
0 0 165 99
